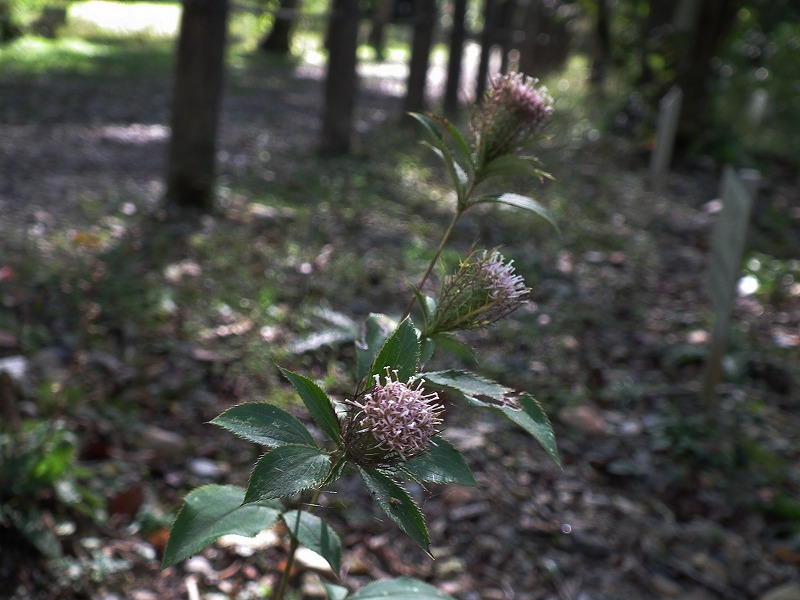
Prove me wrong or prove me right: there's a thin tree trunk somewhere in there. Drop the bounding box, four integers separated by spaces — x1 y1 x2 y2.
367 0 394 60
319 0 360 154
259 0 301 54
403 0 437 114
444 0 468 117
476 0 501 100
165 0 230 211
589 0 611 87
675 0 740 144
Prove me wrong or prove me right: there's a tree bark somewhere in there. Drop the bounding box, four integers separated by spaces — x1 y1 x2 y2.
636 0 741 150
674 0 740 144
259 0 301 54
475 0 503 100
165 0 230 211
444 0 468 117
517 0 571 77
367 0 394 60
319 0 360 154
403 0 437 115
589 0 612 87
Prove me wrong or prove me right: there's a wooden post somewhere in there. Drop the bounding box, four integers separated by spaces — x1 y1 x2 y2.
700 166 756 402
649 86 682 193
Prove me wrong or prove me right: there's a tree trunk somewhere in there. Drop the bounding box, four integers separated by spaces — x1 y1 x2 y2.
444 0 468 117
367 0 394 60
674 0 740 145
165 0 230 211
589 0 611 87
518 0 572 77
403 0 437 114
636 0 740 151
475 0 502 100
637 0 677 90
319 0 360 154
259 0 301 54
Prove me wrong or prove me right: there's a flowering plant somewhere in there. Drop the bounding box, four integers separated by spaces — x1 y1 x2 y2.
161 72 560 599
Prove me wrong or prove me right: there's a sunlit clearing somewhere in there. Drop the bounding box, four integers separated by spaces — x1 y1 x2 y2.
5 36 108 58
69 1 181 37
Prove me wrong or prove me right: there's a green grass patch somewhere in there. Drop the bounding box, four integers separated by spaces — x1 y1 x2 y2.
0 34 174 76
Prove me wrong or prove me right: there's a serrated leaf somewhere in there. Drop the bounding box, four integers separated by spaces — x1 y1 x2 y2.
423 369 511 401
423 370 559 466
283 510 342 574
474 192 559 232
420 336 436 363
244 445 331 502
211 403 316 448
368 319 421 384
356 313 398 383
280 368 341 444
349 577 456 599
358 467 430 551
162 485 281 569
499 393 560 466
405 437 475 485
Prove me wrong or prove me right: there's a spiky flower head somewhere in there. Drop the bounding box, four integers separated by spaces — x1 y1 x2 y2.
425 249 530 335
473 72 553 164
343 369 443 466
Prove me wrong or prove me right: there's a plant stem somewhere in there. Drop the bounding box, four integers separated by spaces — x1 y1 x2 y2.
402 209 463 320
273 487 324 600
273 452 348 600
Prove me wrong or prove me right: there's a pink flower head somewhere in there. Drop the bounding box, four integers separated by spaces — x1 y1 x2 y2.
345 369 443 464
477 249 529 313
424 249 530 335
474 72 553 163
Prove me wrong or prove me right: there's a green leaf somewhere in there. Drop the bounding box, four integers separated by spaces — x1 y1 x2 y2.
475 154 543 182
420 336 436 364
211 402 316 448
244 445 331 503
280 368 341 444
410 286 435 325
356 313 398 383
423 370 560 466
474 192 559 232
349 577 456 599
424 369 510 401
499 393 560 466
368 318 421 384
442 119 474 168
283 510 342 574
408 111 444 144
408 112 467 201
430 334 476 365
322 582 349 600
404 437 475 486
162 485 281 569
358 467 430 551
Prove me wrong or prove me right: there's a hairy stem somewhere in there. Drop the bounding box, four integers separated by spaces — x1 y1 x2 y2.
402 209 463 320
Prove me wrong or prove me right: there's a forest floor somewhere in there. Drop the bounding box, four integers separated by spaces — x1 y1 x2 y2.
1 29 800 600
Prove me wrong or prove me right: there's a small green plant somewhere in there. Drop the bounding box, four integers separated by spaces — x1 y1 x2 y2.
0 419 103 558
162 72 561 598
